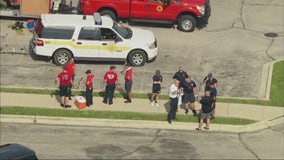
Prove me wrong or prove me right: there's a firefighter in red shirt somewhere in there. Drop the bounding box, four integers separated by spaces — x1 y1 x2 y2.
66 58 75 100
85 69 95 107
124 64 132 103
55 66 73 108
103 66 118 105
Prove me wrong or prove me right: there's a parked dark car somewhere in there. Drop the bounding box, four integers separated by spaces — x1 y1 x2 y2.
0 143 38 160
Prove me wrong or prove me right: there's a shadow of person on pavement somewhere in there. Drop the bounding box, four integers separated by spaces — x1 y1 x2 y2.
164 101 171 112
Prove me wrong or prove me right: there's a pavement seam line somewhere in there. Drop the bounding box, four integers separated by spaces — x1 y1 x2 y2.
238 133 261 160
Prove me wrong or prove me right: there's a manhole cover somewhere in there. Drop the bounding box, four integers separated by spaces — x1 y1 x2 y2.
264 32 278 38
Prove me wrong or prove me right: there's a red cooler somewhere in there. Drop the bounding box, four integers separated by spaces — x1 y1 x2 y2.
74 96 86 109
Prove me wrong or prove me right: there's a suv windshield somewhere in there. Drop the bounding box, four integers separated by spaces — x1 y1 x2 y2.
112 22 132 39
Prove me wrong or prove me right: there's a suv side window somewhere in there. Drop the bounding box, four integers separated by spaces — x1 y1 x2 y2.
39 26 75 39
101 28 117 40
78 27 101 40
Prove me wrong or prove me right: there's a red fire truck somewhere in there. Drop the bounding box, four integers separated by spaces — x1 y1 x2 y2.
78 0 211 32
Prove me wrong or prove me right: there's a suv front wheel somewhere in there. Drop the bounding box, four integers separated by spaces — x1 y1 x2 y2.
53 49 72 66
128 50 146 67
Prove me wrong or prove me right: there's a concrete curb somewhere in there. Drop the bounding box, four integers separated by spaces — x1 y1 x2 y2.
258 59 283 100
2 115 283 133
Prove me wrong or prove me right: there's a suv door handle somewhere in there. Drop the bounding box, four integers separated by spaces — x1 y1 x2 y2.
102 43 107 45
76 42 82 45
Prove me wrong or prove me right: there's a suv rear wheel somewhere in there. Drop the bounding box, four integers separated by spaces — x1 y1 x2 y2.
53 49 72 66
128 50 146 67
177 15 196 32
100 10 116 21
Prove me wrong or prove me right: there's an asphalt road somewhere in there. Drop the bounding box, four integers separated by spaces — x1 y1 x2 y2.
1 122 283 159
0 0 283 98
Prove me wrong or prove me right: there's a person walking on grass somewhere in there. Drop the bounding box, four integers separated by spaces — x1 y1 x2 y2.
150 69 163 106
55 66 73 108
196 91 214 130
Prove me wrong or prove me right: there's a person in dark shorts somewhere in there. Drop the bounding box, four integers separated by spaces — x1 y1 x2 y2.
150 69 163 106
173 66 188 88
181 75 198 116
124 64 133 103
103 66 118 105
196 91 214 130
55 66 73 108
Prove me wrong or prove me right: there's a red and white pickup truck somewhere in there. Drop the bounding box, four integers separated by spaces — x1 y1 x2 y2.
78 0 211 32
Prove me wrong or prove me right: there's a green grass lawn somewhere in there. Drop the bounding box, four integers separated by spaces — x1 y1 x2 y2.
0 107 256 125
269 60 284 106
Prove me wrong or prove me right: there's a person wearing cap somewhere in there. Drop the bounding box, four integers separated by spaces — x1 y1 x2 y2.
66 58 75 100
103 66 118 105
150 69 163 106
124 64 133 103
55 66 73 108
203 72 218 92
85 69 95 107
203 73 218 119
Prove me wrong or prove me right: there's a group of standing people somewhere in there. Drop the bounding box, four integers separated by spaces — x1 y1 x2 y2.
102 64 133 105
166 67 219 130
56 60 133 107
56 58 95 108
55 60 218 130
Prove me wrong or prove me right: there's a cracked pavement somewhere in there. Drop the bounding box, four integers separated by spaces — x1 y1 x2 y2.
0 0 283 98
1 122 283 159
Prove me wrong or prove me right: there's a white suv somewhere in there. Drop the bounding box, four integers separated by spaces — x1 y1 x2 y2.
30 13 158 66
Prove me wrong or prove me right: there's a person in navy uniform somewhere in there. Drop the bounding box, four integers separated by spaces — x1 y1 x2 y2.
181 75 198 116
196 91 214 130
207 82 217 119
203 73 218 119
173 66 189 87
150 69 163 106
203 72 218 92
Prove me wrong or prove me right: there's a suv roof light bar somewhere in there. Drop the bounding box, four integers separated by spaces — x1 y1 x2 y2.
93 13 102 25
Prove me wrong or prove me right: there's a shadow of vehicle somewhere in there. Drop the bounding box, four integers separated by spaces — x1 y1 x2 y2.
29 43 51 62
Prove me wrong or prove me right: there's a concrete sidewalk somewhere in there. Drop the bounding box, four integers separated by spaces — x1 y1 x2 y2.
1 92 284 133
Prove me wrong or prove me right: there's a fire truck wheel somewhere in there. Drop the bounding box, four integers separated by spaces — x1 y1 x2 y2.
177 15 196 32
53 49 72 66
128 50 146 67
100 10 116 21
